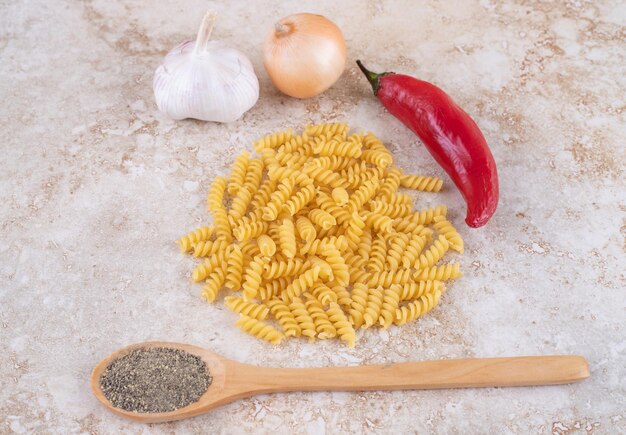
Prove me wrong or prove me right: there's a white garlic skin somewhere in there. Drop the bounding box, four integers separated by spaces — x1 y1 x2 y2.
153 40 259 123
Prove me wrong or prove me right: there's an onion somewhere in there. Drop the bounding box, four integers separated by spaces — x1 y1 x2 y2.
263 13 347 99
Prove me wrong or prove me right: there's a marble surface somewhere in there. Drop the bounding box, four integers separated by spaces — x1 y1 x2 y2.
1 0 625 433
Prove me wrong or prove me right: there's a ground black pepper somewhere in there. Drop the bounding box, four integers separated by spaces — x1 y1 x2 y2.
99 347 212 413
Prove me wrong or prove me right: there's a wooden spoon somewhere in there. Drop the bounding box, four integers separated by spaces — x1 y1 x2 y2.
91 341 589 423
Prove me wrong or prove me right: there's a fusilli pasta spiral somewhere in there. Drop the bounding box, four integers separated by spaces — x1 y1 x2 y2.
288 297 317 342
268 298 301 337
278 218 297 259
327 302 356 348
235 314 284 345
394 285 443 325
400 174 443 192
224 296 269 320
177 225 215 253
225 244 244 291
227 150 250 195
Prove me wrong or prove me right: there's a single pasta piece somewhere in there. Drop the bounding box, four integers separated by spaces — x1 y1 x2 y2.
304 293 336 338
262 178 295 221
281 265 321 302
206 177 231 242
243 158 265 182
310 282 338 306
414 263 462 281
267 165 311 185
432 215 464 253
315 191 351 225
227 150 250 195
377 167 402 200
345 211 366 252
369 201 413 219
284 183 316 216
242 256 267 301
397 205 448 228
307 255 334 280
239 238 261 260
347 179 379 213
331 187 349 205
401 233 429 268
368 236 387 272
259 277 292 301
268 298 301 337
394 285 444 325
177 225 214 253
378 285 402 329
202 267 227 303
308 208 336 230
362 134 393 164
282 152 309 169
307 155 355 171
193 238 230 258
363 287 384 328
250 179 277 210
278 217 297 258
192 252 226 282
276 146 305 166
363 132 386 150
254 129 293 151
342 166 384 190
300 236 348 255
235 314 284 345
305 122 349 138
356 227 372 261
225 245 244 291
360 148 393 169
400 174 443 192
386 192 413 205
224 296 269 320
233 219 268 242
262 258 309 280
258 147 279 170
278 133 312 155
312 136 362 158
288 297 317 342
316 224 346 241
385 232 410 270
257 234 277 257
295 216 316 244
326 302 356 348
348 283 369 328
363 211 393 233
302 164 347 189
347 253 370 285
398 280 443 301
228 184 255 225
327 280 352 310
416 235 450 270
267 220 282 247
366 268 414 288
321 245 349 286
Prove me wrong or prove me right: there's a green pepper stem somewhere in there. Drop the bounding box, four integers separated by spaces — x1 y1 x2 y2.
356 60 382 94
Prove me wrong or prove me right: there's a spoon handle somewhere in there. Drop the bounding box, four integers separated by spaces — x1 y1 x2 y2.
242 356 589 393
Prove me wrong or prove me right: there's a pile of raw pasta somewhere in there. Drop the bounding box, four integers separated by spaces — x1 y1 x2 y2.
177 123 463 347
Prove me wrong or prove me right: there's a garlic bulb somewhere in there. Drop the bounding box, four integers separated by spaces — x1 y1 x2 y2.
153 12 259 122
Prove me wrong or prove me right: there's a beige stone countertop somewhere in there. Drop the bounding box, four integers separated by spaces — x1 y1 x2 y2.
1 0 624 433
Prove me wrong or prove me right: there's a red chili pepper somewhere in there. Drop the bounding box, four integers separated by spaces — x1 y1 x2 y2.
357 60 499 228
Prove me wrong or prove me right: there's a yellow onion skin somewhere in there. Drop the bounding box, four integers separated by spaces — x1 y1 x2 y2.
263 13 347 99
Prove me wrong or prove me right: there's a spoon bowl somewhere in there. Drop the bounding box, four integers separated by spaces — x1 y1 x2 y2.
91 341 590 423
